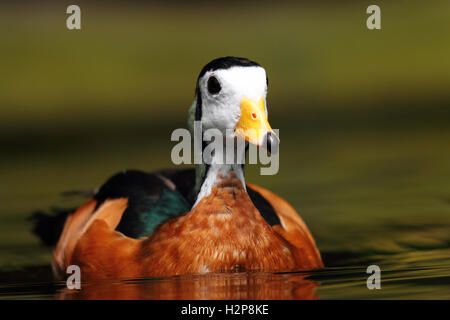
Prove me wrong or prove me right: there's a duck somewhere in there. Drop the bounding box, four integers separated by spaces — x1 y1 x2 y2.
34 56 323 281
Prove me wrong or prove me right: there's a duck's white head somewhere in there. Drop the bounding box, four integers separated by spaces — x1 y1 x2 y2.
188 56 279 151
188 57 279 205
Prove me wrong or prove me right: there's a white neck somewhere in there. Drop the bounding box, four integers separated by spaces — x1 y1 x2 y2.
192 139 246 208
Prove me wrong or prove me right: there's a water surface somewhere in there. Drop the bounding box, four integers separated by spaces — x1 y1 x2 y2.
1 127 449 299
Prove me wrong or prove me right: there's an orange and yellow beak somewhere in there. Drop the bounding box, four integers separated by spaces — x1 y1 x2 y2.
235 98 279 153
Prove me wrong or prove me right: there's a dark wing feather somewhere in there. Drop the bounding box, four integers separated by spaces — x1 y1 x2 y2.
94 170 190 239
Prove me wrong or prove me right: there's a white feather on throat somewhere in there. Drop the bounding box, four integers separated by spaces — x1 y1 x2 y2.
192 139 247 208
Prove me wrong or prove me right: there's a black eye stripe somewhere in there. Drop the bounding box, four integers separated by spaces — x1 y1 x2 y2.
207 76 221 95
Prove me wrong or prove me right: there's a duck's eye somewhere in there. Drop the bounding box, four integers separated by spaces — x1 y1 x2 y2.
207 76 221 95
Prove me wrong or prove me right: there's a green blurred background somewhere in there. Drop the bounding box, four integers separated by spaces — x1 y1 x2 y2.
0 0 449 298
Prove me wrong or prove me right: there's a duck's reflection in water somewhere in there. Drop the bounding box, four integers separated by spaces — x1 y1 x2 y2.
58 272 319 300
